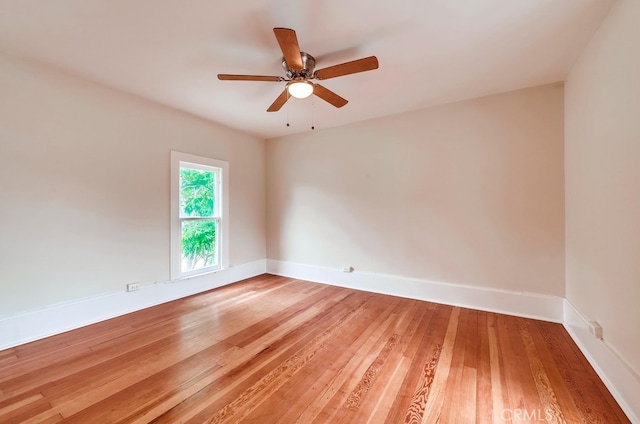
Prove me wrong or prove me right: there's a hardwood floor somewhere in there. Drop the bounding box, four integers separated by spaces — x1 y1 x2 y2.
0 274 630 423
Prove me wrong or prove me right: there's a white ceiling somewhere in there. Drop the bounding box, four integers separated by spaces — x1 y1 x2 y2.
0 0 615 139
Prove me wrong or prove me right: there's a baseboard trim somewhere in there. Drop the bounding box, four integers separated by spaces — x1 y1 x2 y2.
0 259 267 351
563 300 640 423
266 259 564 323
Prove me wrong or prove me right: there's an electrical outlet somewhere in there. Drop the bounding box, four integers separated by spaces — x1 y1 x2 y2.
127 282 141 292
589 321 603 340
342 266 354 273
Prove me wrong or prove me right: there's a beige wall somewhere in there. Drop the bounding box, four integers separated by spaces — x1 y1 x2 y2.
565 0 640 377
0 53 266 317
267 84 565 295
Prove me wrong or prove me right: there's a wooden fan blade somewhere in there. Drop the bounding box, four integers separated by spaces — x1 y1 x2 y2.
273 28 303 71
313 84 348 108
218 74 283 82
314 56 379 80
267 89 290 112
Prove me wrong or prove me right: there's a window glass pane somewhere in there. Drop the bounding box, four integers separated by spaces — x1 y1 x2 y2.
180 168 215 217
181 219 218 272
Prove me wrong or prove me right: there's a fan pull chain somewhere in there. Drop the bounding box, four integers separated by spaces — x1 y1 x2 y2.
286 91 290 127
311 97 315 130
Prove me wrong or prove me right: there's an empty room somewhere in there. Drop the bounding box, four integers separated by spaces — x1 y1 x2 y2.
0 0 638 422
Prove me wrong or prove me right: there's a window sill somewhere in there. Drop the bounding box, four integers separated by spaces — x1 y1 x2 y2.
172 266 225 283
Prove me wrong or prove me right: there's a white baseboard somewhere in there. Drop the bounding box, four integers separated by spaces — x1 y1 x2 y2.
563 300 640 423
0 259 267 351
266 259 564 323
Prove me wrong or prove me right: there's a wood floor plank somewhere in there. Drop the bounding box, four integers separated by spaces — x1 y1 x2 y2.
347 300 425 423
0 275 631 423
195 292 372 424
318 306 402 420
421 306 461 423
331 302 414 423
239 293 402 424
536 320 630 423
402 342 442 424
365 355 411 423
499 314 547 423
487 313 509 423
0 392 44 417
520 320 583 423
124 286 357 423
440 308 472 423
151 289 372 423
270 296 404 424
475 311 493 424
518 319 566 423
28 278 322 416
385 303 445 422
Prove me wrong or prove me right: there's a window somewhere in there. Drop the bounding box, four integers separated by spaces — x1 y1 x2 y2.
171 151 229 279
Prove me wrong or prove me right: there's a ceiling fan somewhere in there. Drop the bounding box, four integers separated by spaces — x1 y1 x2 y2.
218 28 379 112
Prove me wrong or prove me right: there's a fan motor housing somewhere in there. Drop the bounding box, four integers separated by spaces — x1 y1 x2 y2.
282 52 316 78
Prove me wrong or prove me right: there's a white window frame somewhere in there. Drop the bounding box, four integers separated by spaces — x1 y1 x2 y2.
170 151 229 279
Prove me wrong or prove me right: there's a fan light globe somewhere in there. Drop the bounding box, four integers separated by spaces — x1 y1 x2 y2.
287 81 313 99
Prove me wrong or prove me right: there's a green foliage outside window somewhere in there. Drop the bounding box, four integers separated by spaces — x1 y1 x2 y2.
180 168 217 271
